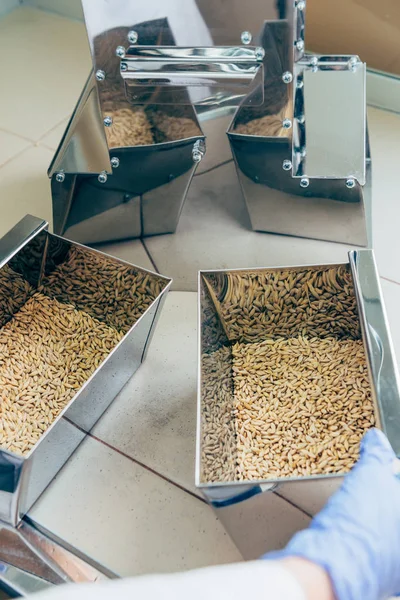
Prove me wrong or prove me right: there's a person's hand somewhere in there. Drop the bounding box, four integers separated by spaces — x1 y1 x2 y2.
264 428 400 600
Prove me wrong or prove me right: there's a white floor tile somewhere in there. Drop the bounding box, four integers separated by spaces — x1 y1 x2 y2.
0 145 53 236
0 130 31 167
92 240 154 272
29 437 242 577
216 491 310 560
368 106 400 282
0 8 90 141
39 118 69 151
93 292 198 494
145 162 356 291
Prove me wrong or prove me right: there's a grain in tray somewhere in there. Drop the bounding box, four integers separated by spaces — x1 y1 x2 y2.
0 293 123 456
200 266 375 483
40 245 165 334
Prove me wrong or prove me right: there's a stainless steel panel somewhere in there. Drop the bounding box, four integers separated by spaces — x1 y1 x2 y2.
0 216 172 526
122 46 264 106
294 57 366 183
196 251 400 556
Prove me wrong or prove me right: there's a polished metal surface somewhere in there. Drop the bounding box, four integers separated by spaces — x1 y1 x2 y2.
0 215 172 527
0 520 111 596
121 45 265 106
196 251 400 556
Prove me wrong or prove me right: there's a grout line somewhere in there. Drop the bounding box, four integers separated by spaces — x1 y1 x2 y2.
141 239 160 273
275 491 313 519
36 116 70 144
39 142 58 153
194 159 233 177
63 416 206 504
0 126 34 144
381 275 400 287
0 144 35 170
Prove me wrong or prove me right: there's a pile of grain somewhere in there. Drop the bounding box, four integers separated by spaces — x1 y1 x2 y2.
200 266 375 483
0 293 123 456
213 266 360 343
105 107 155 147
233 337 374 481
103 104 201 148
40 246 165 334
234 105 293 138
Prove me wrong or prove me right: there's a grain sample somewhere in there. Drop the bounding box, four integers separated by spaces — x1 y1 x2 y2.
0 293 123 456
233 337 374 481
105 107 155 148
40 246 165 334
200 266 375 484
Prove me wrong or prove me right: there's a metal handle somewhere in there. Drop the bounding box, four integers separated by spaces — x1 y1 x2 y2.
349 249 400 457
121 46 264 105
0 215 48 269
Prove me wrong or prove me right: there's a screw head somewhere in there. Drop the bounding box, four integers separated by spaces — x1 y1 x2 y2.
296 39 305 52
120 62 128 72
193 151 203 163
300 177 310 188
115 45 125 58
296 0 306 10
96 70 105 82
128 30 138 44
346 177 356 189
110 157 120 168
348 56 358 71
241 31 252 45
55 172 65 183
282 159 292 171
282 71 293 84
98 171 108 184
103 116 113 127
255 47 265 61
282 118 292 129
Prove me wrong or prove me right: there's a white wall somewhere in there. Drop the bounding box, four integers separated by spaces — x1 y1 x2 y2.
23 0 83 20
0 0 21 17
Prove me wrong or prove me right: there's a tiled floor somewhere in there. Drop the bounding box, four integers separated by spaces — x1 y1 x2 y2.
1 4 400 585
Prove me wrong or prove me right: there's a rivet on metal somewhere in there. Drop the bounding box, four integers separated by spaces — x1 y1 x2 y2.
346 178 356 189
296 78 304 89
348 56 358 71
111 157 120 168
116 46 126 58
297 114 305 124
128 30 138 44
95 70 105 82
282 71 293 84
300 177 310 188
98 171 108 184
103 116 113 127
192 139 206 163
255 47 265 60
241 31 252 45
282 160 292 171
295 39 305 52
296 0 306 10
120 62 128 72
282 118 292 129
55 172 65 183
310 56 318 67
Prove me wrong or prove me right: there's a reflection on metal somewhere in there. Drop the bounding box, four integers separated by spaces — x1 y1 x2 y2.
196 251 400 557
0 215 171 527
121 45 265 106
48 73 111 177
0 520 111 596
